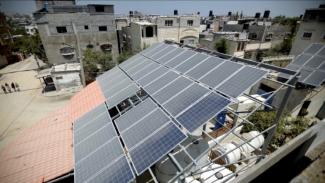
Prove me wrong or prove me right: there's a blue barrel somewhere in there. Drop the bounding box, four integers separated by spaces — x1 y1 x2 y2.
214 110 226 130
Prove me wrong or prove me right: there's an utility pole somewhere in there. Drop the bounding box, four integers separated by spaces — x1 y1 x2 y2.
72 22 86 87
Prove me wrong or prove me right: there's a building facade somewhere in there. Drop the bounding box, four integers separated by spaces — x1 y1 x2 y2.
290 5 325 56
33 4 119 65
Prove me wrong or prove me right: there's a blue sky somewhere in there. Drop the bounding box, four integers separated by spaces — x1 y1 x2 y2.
0 0 323 17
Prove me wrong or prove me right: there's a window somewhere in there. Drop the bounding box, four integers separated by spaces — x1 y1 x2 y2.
187 20 194 26
55 76 63 80
145 26 154 37
95 5 105 12
84 25 89 30
302 32 312 39
98 26 107 31
56 26 67 33
165 20 173 26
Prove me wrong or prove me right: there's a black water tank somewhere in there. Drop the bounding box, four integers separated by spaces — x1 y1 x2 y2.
197 11 200 15
255 12 261 18
209 10 213 17
263 10 270 18
129 11 133 17
174 9 178 15
243 23 249 30
228 11 232 16
319 4 325 8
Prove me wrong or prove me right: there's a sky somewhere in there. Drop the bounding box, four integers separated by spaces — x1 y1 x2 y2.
0 0 323 17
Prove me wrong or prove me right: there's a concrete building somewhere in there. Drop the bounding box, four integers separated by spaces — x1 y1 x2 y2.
120 13 200 53
33 4 119 65
35 0 75 10
290 5 325 56
199 31 249 57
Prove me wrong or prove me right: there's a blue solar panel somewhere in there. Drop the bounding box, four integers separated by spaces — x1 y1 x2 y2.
143 43 167 57
74 112 113 144
144 71 179 95
186 57 224 80
303 70 325 86
163 84 209 116
216 66 267 97
86 156 135 183
153 77 192 104
305 56 325 68
74 103 109 131
156 48 184 64
121 109 170 148
138 66 169 86
129 122 187 175
166 50 196 68
115 98 157 132
74 137 124 183
199 61 243 88
304 43 323 55
74 124 117 162
176 93 230 132
151 46 176 60
175 53 209 73
292 54 312 66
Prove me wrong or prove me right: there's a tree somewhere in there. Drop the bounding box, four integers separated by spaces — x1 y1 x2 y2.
83 49 114 82
241 111 310 152
117 51 133 64
215 38 228 54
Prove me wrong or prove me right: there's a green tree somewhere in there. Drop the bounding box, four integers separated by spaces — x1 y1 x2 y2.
241 111 310 151
215 38 228 54
117 51 133 64
83 49 114 82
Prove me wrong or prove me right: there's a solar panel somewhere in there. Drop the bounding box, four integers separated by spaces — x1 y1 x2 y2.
74 112 112 144
163 84 209 116
102 79 133 98
305 56 325 68
292 54 312 66
153 77 192 104
106 84 139 107
166 50 196 68
298 68 313 82
175 53 209 73
151 46 176 60
131 62 160 80
217 66 267 97
129 122 187 175
144 43 169 57
156 48 184 64
303 70 325 86
119 55 143 70
319 62 325 71
138 66 169 86
304 43 324 55
140 42 162 55
144 71 179 95
121 109 170 148
126 58 151 76
74 137 124 183
176 92 230 132
199 61 243 88
115 98 157 132
318 46 325 57
74 124 117 162
74 103 108 130
86 156 135 183
186 57 224 80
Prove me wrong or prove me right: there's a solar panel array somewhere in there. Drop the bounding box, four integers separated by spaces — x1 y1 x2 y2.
73 104 135 183
280 43 325 87
74 42 269 183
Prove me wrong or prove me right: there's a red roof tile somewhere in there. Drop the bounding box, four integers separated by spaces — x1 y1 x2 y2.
0 81 105 183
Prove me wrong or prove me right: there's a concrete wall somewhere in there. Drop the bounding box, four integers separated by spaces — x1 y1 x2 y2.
35 10 118 65
52 71 81 91
290 21 325 56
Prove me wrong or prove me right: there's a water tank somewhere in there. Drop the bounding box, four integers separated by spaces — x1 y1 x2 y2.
214 111 226 130
155 137 210 182
183 164 235 183
209 10 214 17
129 11 133 17
263 10 270 18
240 131 264 153
255 12 261 18
174 9 178 16
228 12 232 16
